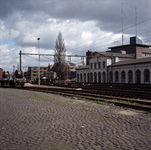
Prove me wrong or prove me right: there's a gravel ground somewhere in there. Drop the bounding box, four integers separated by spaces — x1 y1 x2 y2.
0 88 151 150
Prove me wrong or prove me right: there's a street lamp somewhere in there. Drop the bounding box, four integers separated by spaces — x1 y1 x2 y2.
37 38 40 86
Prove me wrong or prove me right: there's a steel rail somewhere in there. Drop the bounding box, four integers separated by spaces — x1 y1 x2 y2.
20 86 151 112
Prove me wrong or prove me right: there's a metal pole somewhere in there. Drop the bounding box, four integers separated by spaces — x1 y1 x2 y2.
111 54 113 83
37 38 40 86
67 63 68 79
20 50 21 71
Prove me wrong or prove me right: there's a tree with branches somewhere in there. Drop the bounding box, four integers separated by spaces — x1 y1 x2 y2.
54 31 66 80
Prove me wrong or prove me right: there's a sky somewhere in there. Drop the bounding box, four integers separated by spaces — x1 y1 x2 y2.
0 0 151 73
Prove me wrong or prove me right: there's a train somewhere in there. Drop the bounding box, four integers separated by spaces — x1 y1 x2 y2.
0 70 26 87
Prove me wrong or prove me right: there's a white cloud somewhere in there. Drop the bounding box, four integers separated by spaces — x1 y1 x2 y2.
10 29 20 38
0 0 150 73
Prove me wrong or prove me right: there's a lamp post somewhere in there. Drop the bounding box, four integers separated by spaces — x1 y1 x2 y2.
37 38 40 86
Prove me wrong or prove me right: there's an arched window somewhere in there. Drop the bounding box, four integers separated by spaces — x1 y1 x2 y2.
84 73 86 82
98 72 101 83
87 73 89 83
90 72 93 82
77 74 79 82
109 71 113 83
121 70 125 83
144 69 150 83
102 72 106 83
80 73 82 82
135 70 141 84
115 71 119 83
128 70 133 83
94 72 97 83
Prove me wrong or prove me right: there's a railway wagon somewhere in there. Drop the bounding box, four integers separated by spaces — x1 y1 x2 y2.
0 70 26 87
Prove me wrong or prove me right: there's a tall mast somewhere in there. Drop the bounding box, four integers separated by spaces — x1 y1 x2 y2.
135 6 137 36
121 3 124 45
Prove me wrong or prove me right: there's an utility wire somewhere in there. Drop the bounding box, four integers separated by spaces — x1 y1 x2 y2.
24 55 39 61
70 17 151 53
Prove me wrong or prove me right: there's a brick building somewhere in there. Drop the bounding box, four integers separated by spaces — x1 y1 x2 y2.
107 36 151 59
27 66 48 81
0 68 3 79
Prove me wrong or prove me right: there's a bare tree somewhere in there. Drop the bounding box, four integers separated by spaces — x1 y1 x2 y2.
54 31 66 80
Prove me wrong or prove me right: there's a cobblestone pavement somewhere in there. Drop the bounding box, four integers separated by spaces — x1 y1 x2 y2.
0 88 151 150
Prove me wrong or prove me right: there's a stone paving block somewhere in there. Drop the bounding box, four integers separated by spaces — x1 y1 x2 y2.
0 88 151 149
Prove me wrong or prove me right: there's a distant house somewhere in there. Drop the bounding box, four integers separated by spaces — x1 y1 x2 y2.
0 68 3 79
50 63 79 79
43 71 57 80
27 66 48 81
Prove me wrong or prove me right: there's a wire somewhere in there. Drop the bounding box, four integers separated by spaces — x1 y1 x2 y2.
139 30 151 35
69 17 151 53
24 55 39 61
41 55 54 61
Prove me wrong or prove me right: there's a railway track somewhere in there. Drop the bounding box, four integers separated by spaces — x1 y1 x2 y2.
20 86 151 112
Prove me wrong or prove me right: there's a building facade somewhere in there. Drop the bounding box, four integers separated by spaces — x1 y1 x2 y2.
76 52 151 84
27 66 48 81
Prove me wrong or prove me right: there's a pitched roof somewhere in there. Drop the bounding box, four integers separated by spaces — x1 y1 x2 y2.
76 65 89 70
109 57 151 67
94 51 133 58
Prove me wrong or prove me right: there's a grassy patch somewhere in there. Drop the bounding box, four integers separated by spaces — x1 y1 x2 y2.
29 93 53 102
42 142 70 150
15 121 26 124
102 128 107 131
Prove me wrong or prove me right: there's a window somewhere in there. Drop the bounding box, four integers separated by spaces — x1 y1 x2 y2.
102 72 106 83
90 72 93 82
115 71 119 83
128 53 135 57
98 72 101 83
90 63 93 69
142 53 145 57
87 73 89 83
98 62 101 69
84 73 86 82
142 52 151 57
128 70 133 83
94 72 97 83
144 69 150 82
103 61 105 68
121 71 125 83
135 70 141 84
109 71 113 83
80 73 82 82
94 63 96 69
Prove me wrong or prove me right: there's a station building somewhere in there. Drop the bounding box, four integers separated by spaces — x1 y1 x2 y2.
76 37 151 84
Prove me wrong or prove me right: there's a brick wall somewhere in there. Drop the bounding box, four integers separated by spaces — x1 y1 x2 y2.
0 68 3 79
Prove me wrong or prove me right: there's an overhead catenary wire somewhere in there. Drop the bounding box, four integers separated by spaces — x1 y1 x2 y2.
70 17 151 54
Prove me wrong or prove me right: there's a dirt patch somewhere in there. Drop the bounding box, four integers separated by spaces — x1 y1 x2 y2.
117 110 138 115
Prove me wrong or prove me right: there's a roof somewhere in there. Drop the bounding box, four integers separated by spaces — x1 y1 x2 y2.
94 51 133 58
76 65 89 70
109 57 151 67
108 43 151 49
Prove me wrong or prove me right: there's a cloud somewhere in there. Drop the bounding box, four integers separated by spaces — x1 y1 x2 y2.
0 0 151 72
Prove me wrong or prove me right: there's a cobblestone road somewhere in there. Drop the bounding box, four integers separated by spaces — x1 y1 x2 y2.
0 88 151 150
